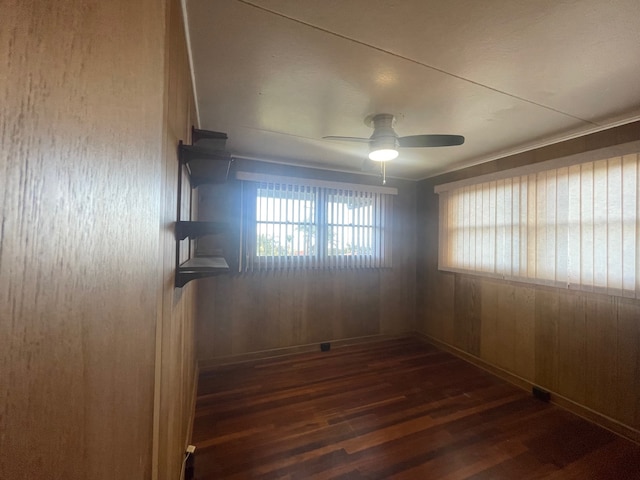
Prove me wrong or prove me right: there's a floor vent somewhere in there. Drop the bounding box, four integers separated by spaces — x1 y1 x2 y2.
532 386 551 402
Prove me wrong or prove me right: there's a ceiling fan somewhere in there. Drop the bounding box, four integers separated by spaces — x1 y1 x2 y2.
323 113 464 183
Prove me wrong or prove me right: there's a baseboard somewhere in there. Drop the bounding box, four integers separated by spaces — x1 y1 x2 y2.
198 333 412 371
186 362 199 444
413 332 640 445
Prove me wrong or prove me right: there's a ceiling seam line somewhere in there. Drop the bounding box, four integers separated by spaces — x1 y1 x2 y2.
236 0 597 126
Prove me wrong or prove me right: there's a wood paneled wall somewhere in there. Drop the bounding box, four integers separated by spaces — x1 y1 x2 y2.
155 1 199 479
1 1 198 479
196 160 416 361
416 122 640 439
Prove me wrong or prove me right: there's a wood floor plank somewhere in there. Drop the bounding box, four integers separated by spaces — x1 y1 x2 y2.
192 337 640 479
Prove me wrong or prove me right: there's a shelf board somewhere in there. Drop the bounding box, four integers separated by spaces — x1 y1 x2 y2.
188 158 233 186
192 127 228 145
175 221 228 240
175 256 230 288
178 144 233 185
179 256 229 271
179 144 230 163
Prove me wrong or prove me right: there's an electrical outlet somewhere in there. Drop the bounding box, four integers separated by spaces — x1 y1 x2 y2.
186 445 196 454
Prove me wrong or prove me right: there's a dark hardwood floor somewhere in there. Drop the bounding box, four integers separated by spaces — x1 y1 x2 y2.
192 337 640 479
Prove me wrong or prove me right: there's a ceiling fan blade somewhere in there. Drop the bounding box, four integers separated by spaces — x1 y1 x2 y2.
398 134 465 148
322 136 371 143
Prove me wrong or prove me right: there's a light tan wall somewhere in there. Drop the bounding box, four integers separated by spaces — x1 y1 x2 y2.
0 1 197 479
417 122 640 439
196 160 416 360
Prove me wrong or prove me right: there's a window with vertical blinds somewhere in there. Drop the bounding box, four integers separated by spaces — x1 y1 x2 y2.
435 144 640 298
237 172 396 271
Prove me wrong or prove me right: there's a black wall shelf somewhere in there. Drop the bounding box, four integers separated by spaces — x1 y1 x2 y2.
192 127 228 144
175 128 233 288
178 144 233 186
175 256 230 288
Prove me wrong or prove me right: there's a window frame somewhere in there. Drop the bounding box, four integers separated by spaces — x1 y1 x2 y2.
237 172 397 272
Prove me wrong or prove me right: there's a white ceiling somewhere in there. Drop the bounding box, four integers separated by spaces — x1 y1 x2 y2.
185 0 640 180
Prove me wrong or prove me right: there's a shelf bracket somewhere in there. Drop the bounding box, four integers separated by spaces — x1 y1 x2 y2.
175 221 228 240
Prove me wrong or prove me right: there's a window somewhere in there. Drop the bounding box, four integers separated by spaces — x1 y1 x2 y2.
237 173 396 271
255 183 317 258
435 144 640 298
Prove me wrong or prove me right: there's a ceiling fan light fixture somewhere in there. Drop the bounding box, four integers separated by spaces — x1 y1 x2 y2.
369 133 398 161
369 148 398 161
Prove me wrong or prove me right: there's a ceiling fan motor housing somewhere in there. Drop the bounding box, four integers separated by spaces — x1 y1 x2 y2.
369 114 399 160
